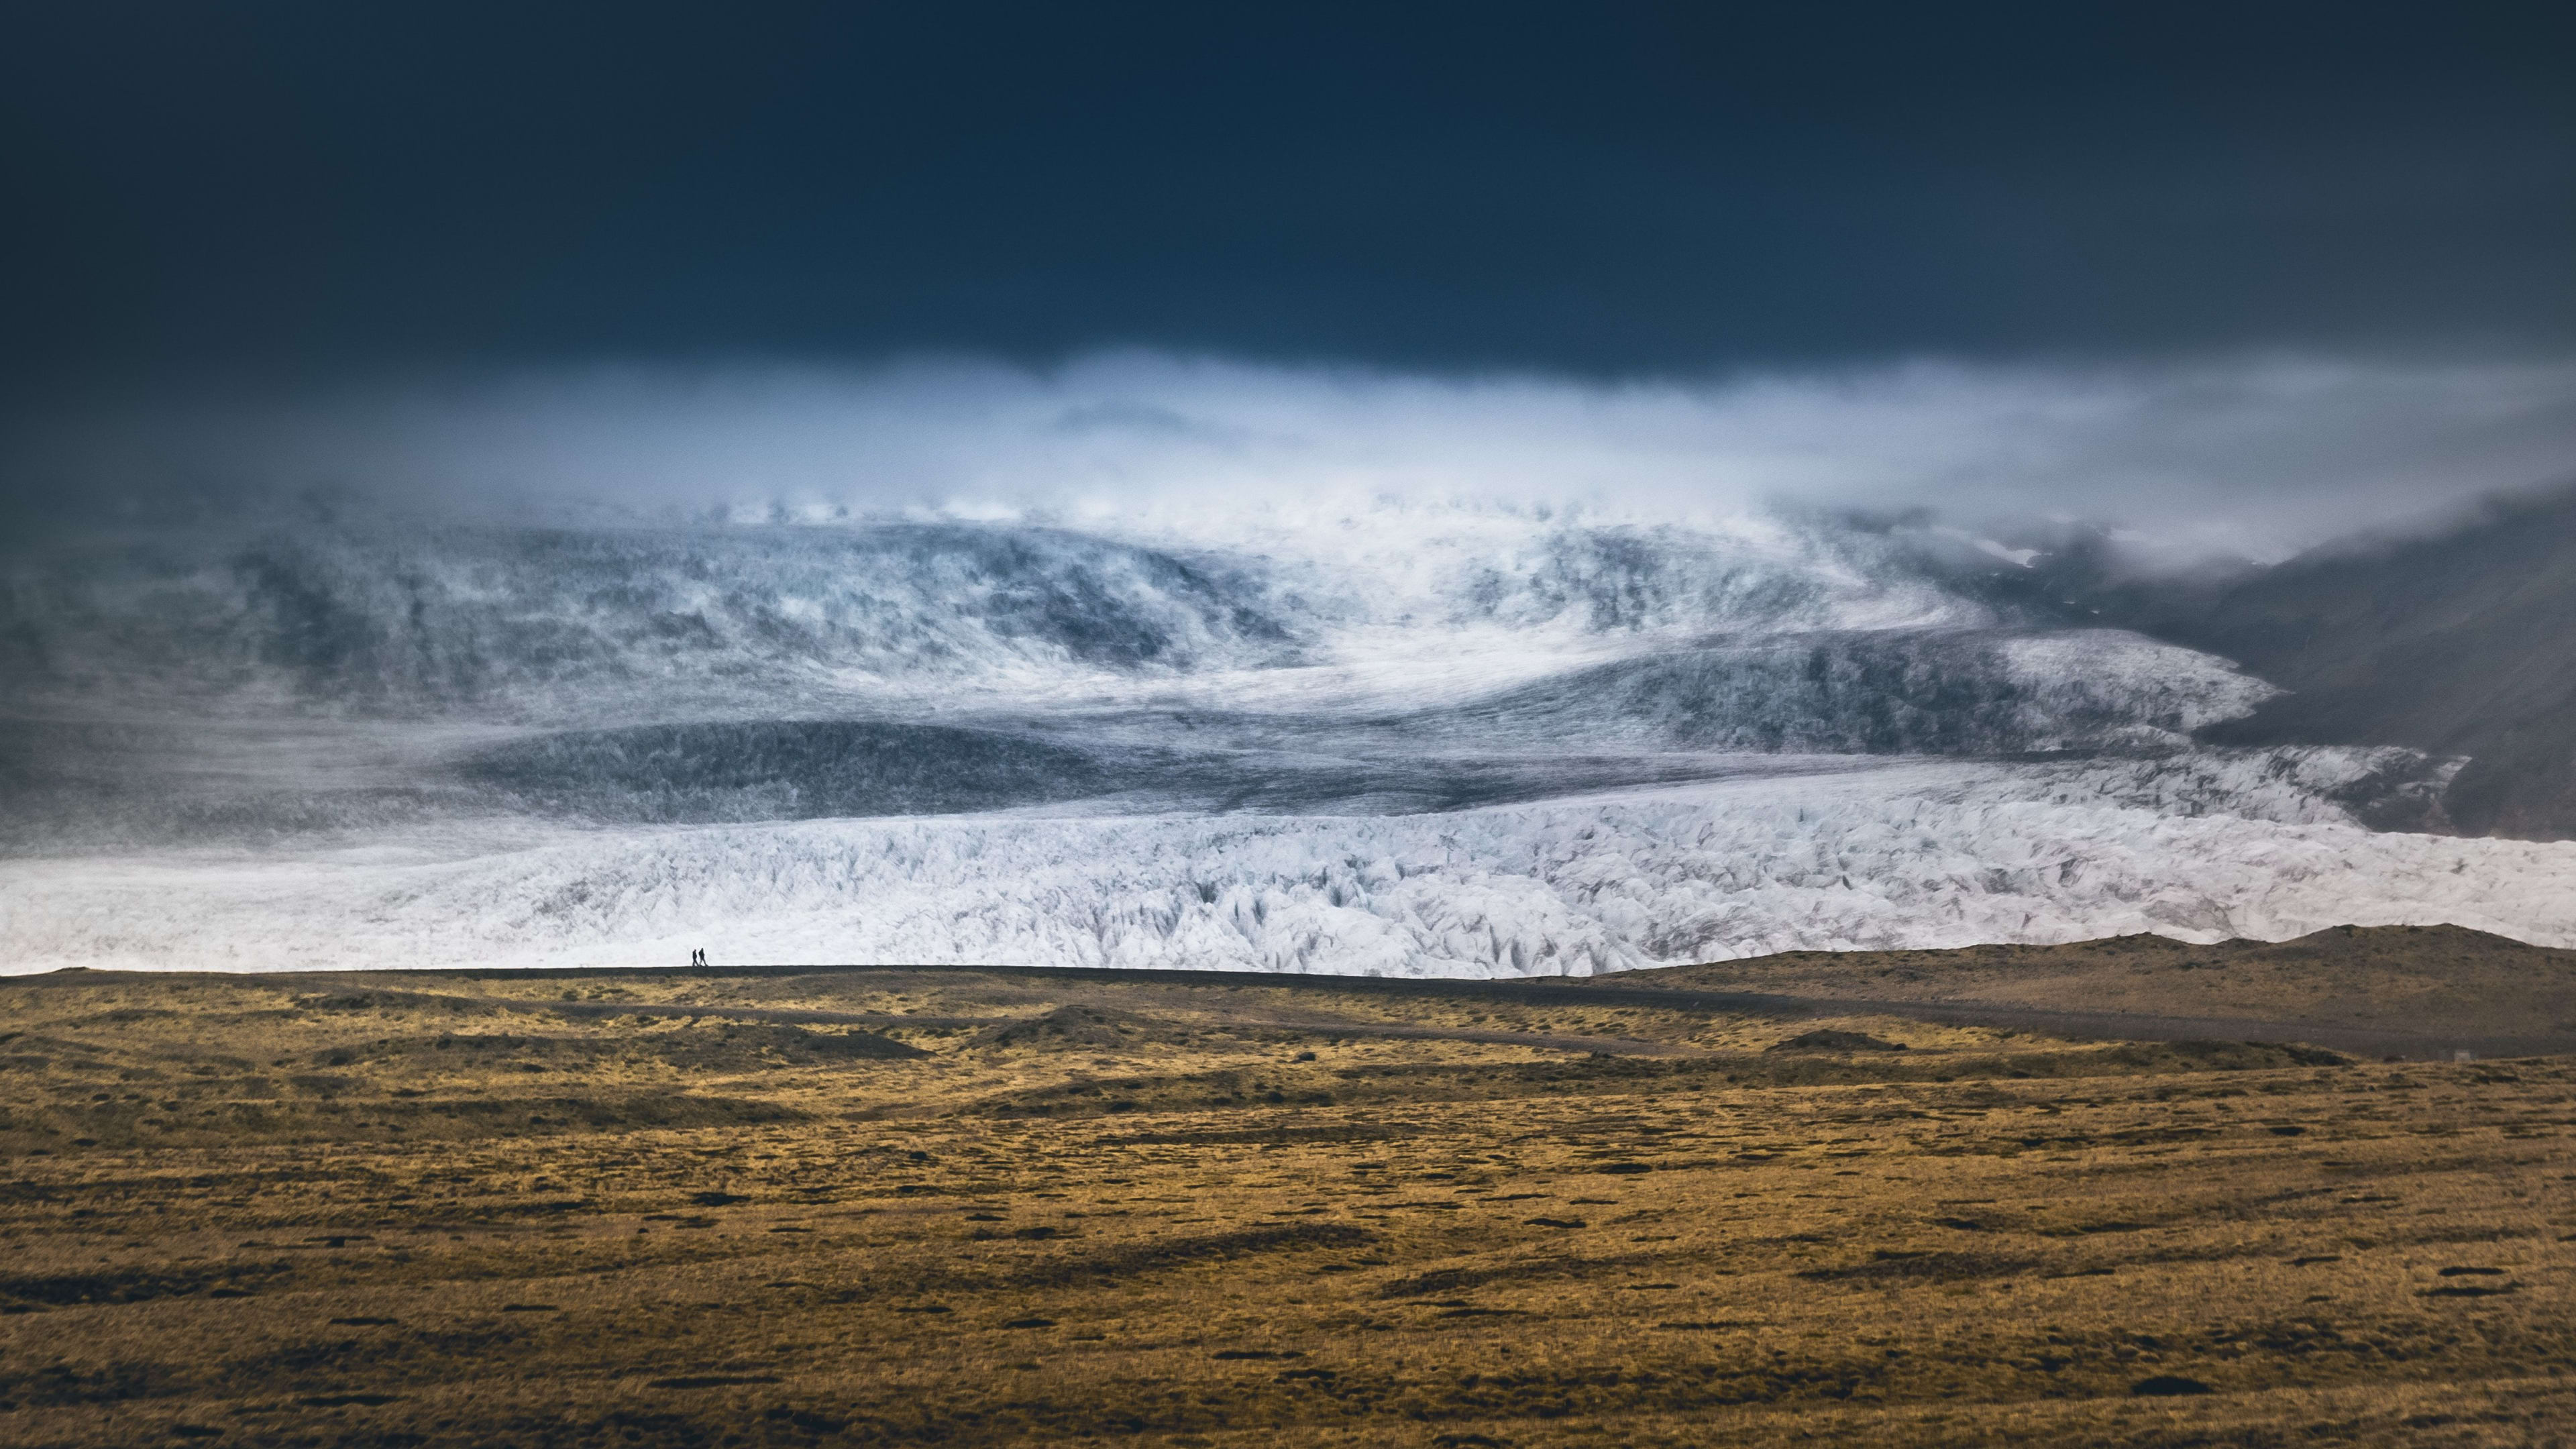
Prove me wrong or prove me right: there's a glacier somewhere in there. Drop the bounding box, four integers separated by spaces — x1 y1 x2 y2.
3 499 2565 975
6 750 2570 976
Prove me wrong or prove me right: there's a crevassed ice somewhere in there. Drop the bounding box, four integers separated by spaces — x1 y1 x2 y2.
8 753 2569 977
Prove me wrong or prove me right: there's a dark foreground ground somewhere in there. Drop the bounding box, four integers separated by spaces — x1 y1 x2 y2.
3 928 2573 1446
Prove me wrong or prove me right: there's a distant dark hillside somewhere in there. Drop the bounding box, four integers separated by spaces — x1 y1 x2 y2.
2175 484 2576 839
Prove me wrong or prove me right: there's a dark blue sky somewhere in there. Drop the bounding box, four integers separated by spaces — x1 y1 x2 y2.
5 2 2571 394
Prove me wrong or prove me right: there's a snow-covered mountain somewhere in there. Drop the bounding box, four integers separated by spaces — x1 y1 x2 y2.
2 497 2565 973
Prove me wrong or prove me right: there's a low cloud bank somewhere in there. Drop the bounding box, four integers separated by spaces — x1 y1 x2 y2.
9 351 2575 561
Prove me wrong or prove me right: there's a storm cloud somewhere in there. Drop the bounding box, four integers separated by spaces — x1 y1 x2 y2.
5 5 2569 394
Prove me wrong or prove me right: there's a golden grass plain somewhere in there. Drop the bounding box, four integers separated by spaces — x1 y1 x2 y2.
2 943 2572 1447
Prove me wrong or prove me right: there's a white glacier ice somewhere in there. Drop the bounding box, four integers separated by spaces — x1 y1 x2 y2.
7 751 2568 977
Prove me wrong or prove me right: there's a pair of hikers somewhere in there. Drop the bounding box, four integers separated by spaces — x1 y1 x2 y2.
689 947 708 967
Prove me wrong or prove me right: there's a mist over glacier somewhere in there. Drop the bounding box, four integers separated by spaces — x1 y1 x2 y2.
5 353 2574 973
19 352 2576 551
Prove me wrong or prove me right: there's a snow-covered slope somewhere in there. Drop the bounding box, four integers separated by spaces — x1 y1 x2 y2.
3 523 1305 718
0 504 2041 720
1405 629 2275 755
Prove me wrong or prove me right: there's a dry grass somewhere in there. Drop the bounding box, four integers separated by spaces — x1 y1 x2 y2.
1 956 2571 1447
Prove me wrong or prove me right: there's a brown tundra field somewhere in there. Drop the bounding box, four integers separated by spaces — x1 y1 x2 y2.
3 925 2573 1448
